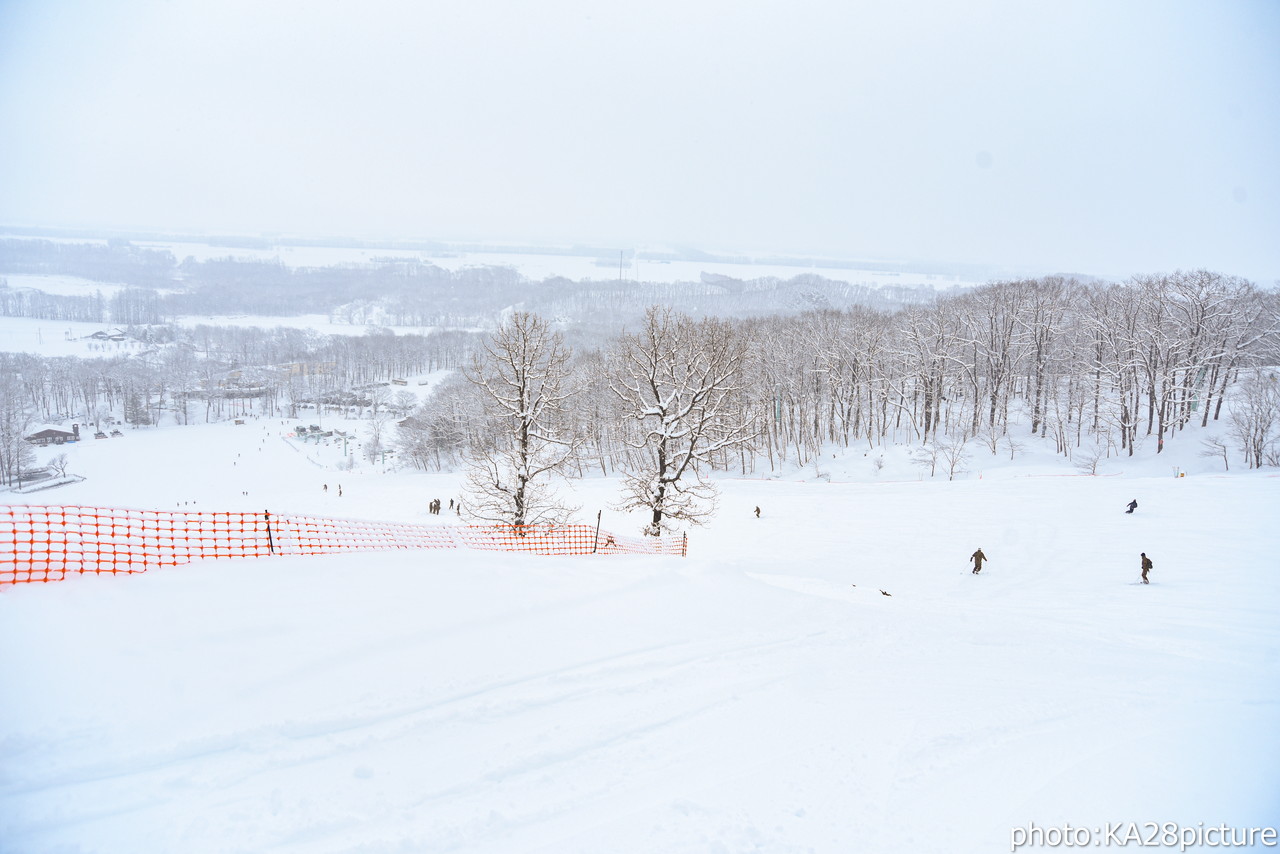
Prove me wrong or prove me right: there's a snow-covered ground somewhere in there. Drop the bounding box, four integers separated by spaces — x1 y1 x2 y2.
6 232 986 288
129 234 980 287
0 315 448 358
0 317 150 357
168 313 448 337
1 412 1277 853
0 273 132 297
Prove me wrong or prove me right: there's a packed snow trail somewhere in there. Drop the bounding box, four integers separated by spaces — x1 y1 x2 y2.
1 419 1278 852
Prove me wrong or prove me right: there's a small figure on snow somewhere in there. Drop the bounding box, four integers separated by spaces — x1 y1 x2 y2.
754 506 761 518
1126 499 1138 514
1140 552 1153 584
323 483 328 493
970 547 988 574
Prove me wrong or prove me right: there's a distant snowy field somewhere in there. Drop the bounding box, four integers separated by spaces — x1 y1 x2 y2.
0 273 132 297
1 412 1277 853
6 233 984 289
0 317 150 357
168 314 448 337
0 315 444 358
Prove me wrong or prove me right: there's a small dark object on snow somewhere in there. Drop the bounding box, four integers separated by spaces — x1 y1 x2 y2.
970 548 988 574
1140 552 1153 584
1126 499 1138 514
880 589 892 597
754 506 760 518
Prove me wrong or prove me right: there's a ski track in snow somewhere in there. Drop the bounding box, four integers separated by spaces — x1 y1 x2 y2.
1 417 1278 853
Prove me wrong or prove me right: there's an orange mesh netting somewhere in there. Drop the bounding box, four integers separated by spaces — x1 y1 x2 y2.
0 505 687 586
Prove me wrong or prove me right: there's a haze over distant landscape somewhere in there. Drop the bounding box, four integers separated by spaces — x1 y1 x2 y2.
1 0 1278 282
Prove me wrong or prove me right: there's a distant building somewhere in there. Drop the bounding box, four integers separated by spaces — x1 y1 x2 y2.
280 361 336 378
26 427 77 446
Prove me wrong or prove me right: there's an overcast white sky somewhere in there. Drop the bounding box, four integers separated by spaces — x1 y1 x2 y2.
1 0 1277 281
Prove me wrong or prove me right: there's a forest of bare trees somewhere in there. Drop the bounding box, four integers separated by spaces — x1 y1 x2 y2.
394 272 1280 529
4 270 1279 507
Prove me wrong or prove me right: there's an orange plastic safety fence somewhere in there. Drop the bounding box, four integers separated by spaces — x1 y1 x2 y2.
0 505 686 586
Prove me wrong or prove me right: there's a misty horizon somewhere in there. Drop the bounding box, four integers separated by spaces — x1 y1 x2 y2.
2 1 1278 284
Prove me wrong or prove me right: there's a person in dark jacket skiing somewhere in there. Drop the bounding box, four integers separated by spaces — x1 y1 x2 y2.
1140 552 1153 584
1126 499 1138 514
970 548 988 574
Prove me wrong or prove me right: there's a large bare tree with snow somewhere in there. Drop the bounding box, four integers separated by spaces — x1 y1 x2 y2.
462 312 580 528
610 306 756 535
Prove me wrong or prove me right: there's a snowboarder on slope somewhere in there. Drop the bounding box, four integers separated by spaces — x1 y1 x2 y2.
1126 499 1138 514
970 548 988 574
1140 552 1152 584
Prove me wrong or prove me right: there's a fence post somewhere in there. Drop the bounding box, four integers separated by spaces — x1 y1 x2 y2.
682 531 687 558
264 510 275 554
592 509 602 553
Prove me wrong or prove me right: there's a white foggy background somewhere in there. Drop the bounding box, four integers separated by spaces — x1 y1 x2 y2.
0 0 1277 281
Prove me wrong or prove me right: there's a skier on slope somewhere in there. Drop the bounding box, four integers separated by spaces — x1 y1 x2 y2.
1126 499 1138 514
970 547 988 574
1140 552 1153 584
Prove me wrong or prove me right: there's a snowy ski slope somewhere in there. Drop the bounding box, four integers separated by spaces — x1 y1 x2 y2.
1 418 1277 853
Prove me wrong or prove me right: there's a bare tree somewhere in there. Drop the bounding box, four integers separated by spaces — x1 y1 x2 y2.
1198 436 1229 472
977 426 1002 457
392 389 418 415
47 453 70 478
1229 370 1280 469
462 312 580 528
911 443 941 478
610 306 755 535
1073 443 1106 475
395 377 477 472
938 437 971 481
0 371 37 486
364 408 393 463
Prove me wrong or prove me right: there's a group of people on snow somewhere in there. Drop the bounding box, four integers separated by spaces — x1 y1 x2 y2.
427 498 461 516
752 499 1154 584
967 499 1152 583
